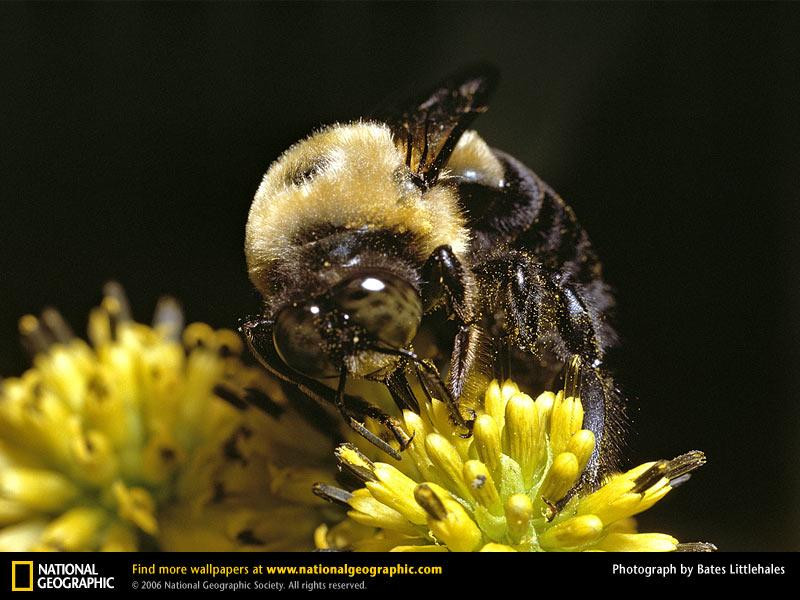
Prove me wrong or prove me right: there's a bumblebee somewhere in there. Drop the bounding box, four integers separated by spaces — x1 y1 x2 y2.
241 66 623 479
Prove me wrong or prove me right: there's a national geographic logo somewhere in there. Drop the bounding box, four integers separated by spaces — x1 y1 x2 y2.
11 561 115 591
11 562 33 592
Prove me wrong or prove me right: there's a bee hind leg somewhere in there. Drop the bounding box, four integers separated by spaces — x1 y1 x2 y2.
565 357 625 488
476 253 623 484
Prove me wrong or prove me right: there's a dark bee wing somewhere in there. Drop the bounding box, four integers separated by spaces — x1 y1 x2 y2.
376 64 499 187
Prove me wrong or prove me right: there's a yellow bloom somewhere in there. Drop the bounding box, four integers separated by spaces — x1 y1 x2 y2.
0 283 340 551
316 378 714 552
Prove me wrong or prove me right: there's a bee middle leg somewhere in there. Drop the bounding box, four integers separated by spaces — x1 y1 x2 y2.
421 245 482 417
333 367 413 457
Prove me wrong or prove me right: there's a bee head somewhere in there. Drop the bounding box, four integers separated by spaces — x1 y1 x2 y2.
244 121 469 382
271 270 422 379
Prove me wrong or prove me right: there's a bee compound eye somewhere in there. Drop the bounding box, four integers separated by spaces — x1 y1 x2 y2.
273 304 338 379
333 273 422 349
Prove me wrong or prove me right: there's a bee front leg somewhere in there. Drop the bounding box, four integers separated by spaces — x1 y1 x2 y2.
368 342 473 433
385 365 420 413
333 367 411 459
239 316 405 459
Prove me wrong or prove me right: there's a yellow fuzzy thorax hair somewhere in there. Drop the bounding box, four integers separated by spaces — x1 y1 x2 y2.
245 122 471 298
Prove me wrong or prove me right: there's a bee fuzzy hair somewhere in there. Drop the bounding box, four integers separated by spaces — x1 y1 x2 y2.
245 122 469 299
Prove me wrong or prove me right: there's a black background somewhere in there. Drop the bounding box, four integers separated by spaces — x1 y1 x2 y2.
1 2 798 551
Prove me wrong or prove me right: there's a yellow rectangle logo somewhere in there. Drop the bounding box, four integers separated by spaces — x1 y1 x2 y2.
11 561 34 592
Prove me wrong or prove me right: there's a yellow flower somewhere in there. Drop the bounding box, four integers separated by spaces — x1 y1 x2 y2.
316 377 714 552
0 283 340 551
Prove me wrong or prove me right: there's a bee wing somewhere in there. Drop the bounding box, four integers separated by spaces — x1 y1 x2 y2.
376 64 499 187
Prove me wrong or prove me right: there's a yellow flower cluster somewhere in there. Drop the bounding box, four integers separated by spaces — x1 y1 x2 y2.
317 379 712 552
0 285 712 552
0 285 339 551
